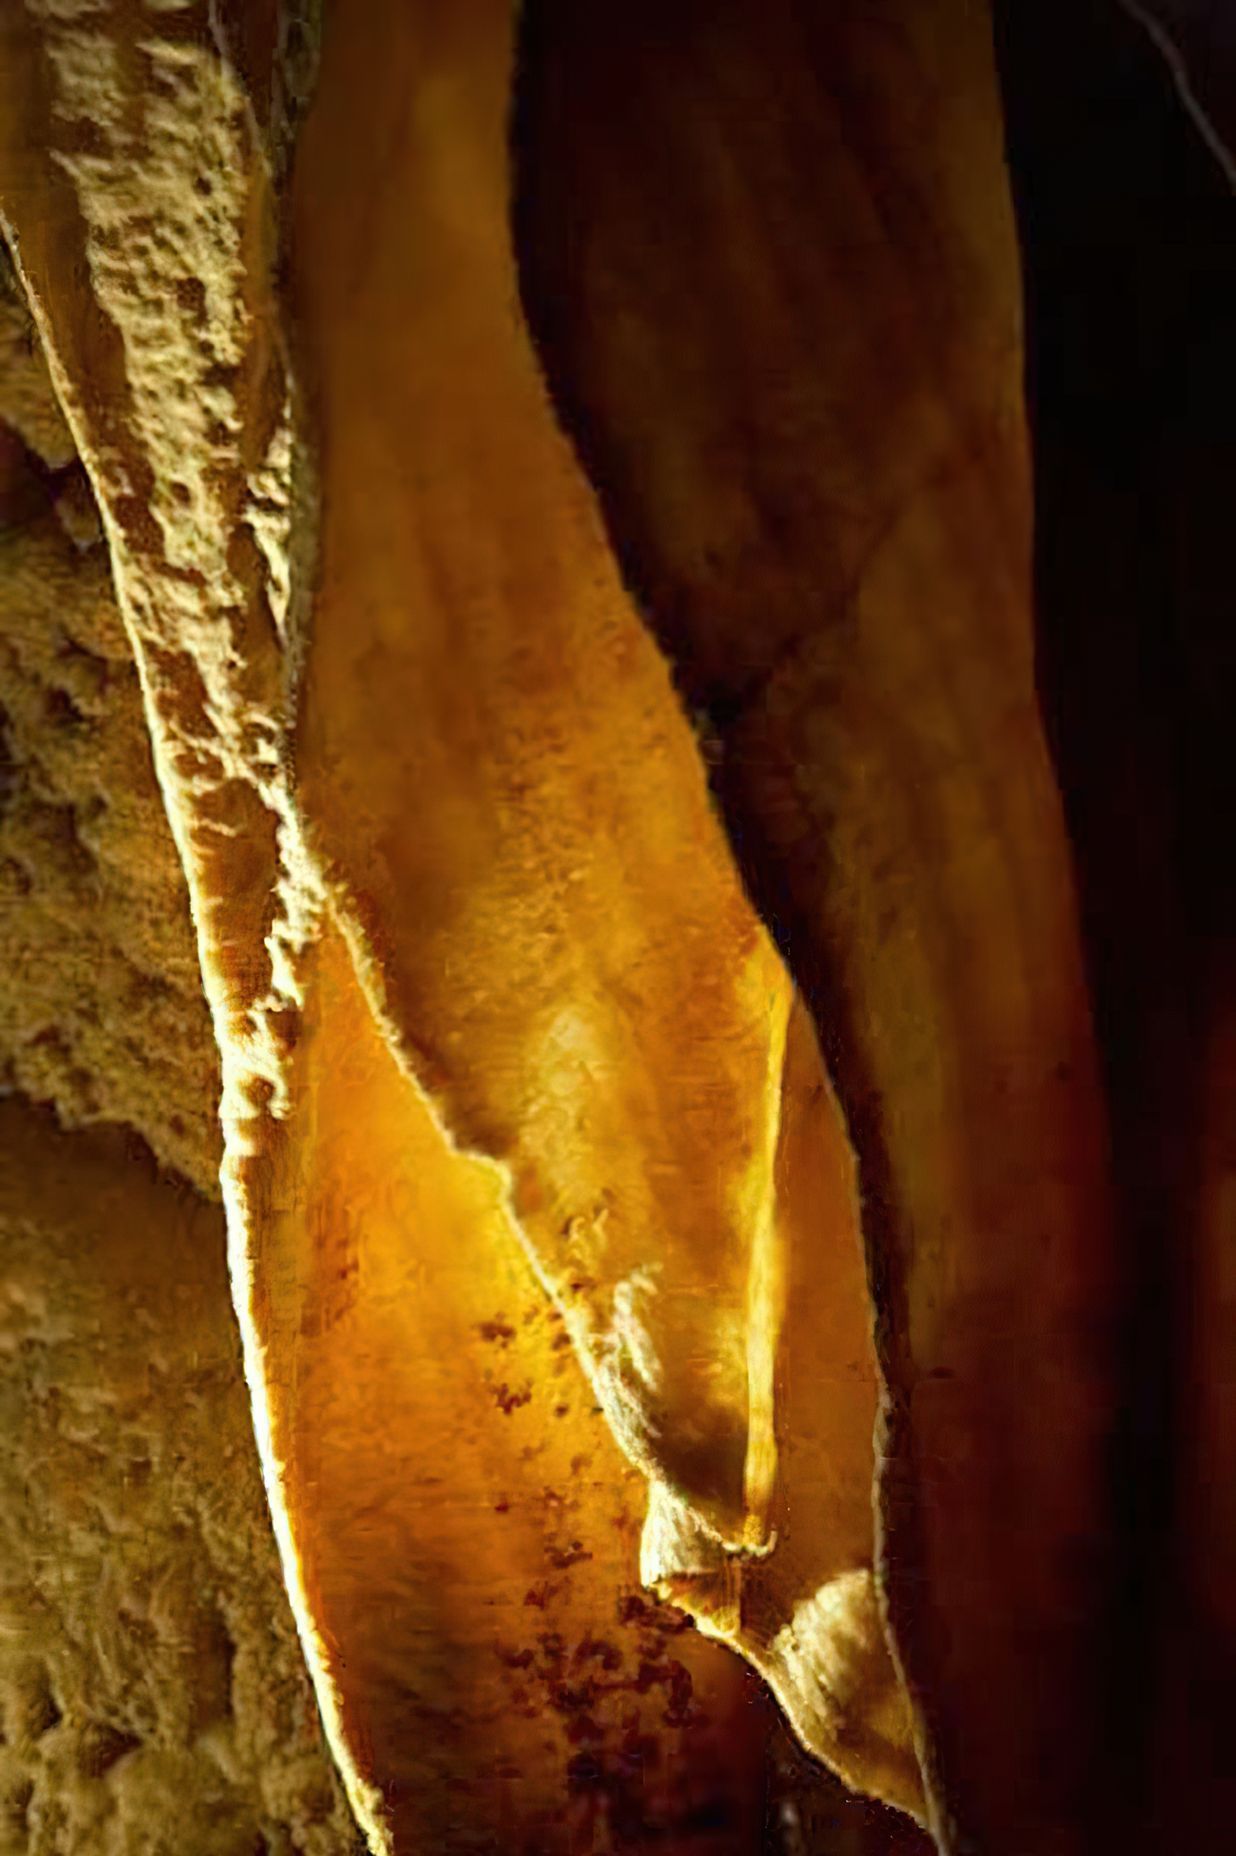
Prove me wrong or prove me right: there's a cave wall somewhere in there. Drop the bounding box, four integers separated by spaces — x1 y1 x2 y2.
0 2 1231 1853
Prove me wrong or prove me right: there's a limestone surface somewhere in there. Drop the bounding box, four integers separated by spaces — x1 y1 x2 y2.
0 259 219 1195
0 1098 358 1855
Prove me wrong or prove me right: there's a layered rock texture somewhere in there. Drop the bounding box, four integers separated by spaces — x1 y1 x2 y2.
0 1101 357 1855
0 235 357 1855
0 255 218 1194
0 2 1231 1853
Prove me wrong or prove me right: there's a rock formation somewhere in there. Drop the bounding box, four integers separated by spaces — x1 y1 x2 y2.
0 1 1230 1853
0 262 355 1847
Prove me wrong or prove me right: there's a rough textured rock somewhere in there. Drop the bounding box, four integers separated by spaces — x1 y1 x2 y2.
0 109 352 1853
5 2 1233 1853
0 238 354 1854
0 232 922 1852
0 254 73 473
0 260 219 1195
0 1096 358 1855
0 1 923 1849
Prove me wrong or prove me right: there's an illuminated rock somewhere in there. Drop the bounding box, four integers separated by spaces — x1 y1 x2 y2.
515 3 1119 1848
0 1 924 1849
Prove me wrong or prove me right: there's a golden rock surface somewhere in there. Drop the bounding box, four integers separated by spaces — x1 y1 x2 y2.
284 0 919 1827
0 1 927 1850
0 1097 357 1855
515 1 1121 1847
0 262 219 1195
0 222 354 1856
9 3 1223 1854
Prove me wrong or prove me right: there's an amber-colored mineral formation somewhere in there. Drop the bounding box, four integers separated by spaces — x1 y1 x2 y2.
513 3 1128 1848
0 2 1231 1854
0 248 352 1851
0 0 920 1849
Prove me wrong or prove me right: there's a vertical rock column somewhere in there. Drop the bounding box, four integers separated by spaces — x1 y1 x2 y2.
0 2 917 1849
514 1 1122 1847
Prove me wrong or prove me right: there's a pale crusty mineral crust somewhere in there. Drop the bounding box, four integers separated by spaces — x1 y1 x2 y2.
0 258 220 1197
0 253 73 473
0 1096 358 1855
0 246 355 1854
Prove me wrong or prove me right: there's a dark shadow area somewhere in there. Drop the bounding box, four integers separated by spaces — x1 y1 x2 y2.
760 1702 934 1856
997 0 1236 1841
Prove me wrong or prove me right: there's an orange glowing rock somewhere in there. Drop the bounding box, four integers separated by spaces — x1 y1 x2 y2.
0 0 924 1848
515 2 1121 1847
